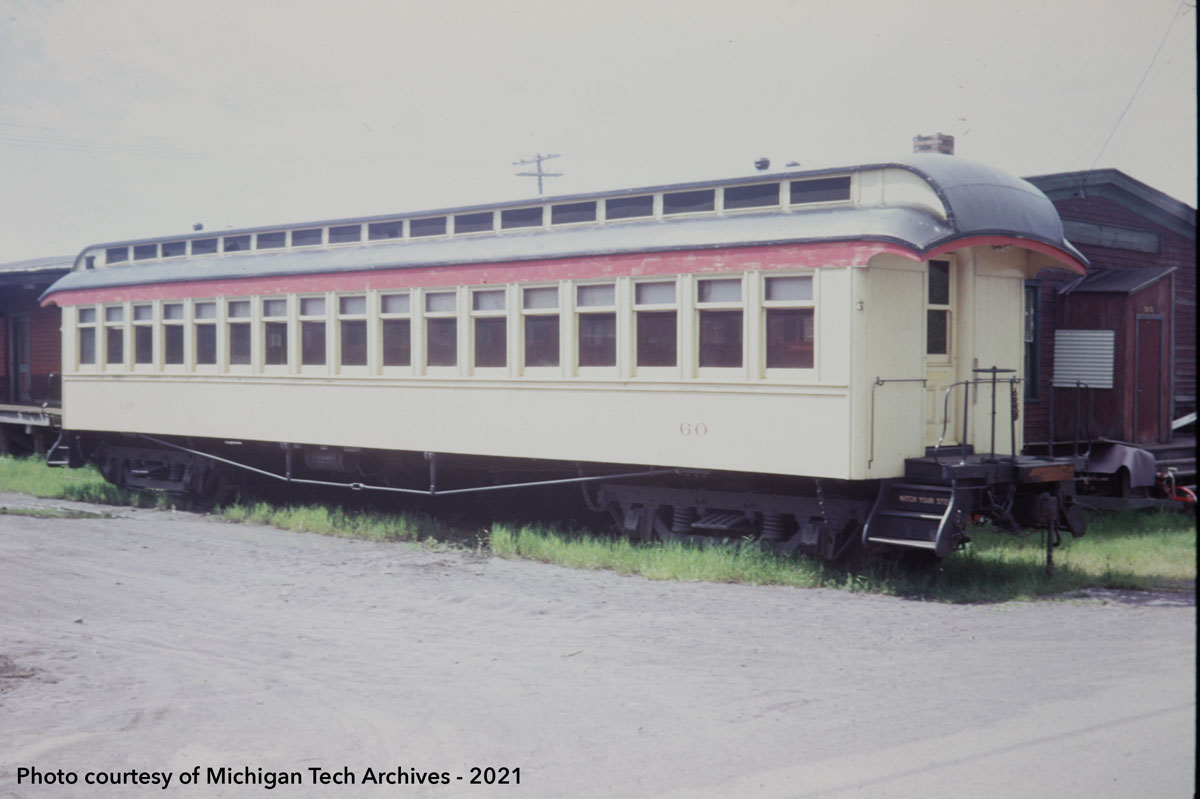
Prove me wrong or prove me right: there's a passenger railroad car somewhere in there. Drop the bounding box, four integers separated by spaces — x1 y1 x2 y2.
41 155 1090 559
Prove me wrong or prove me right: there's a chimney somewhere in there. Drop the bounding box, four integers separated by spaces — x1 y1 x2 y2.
913 132 954 155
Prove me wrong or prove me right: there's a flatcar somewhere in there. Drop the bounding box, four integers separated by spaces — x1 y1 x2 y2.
40 155 1093 560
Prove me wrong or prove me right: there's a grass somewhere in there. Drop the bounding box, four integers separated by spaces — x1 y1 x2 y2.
0 506 113 519
220 500 450 543
488 511 1196 603
3 454 1194 602
0 454 168 507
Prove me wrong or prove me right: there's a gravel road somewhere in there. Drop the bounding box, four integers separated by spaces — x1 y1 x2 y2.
0 494 1194 798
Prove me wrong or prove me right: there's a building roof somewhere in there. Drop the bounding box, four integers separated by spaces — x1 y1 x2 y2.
0 255 74 275
1059 266 1176 295
0 255 74 289
1026 169 1197 242
42 156 1087 303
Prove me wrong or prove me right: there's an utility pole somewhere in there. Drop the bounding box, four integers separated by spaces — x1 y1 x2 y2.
514 153 563 195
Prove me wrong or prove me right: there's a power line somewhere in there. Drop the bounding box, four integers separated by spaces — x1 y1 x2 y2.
1088 0 1189 172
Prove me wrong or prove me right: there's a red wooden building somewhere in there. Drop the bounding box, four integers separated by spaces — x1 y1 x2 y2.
1054 266 1176 444
0 255 72 454
1022 171 1196 443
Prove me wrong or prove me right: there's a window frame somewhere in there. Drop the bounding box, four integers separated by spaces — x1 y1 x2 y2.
192 300 219 372
379 292 414 374
158 302 186 371
131 303 155 370
574 282 619 376
297 294 330 373
260 296 290 373
695 276 746 377
422 289 460 374
520 284 561 375
1024 280 1041 402
102 304 127 372
761 272 818 377
787 175 854 208
335 294 369 374
633 279 679 376
470 287 509 375
76 305 98 369
226 298 254 372
925 259 953 363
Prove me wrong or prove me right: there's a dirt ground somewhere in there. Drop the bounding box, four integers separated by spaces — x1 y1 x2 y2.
0 493 1194 798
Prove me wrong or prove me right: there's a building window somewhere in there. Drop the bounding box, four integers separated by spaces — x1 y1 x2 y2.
133 304 153 365
605 195 653 221
552 201 596 225
368 220 404 240
104 305 124 366
472 289 507 369
577 283 616 367
1024 280 1041 401
338 295 367 367
330 224 362 244
228 300 251 366
425 291 457 367
380 293 412 367
764 275 815 369
410 217 446 238
662 189 714 215
292 228 322 247
78 307 97 365
790 176 851 205
299 297 327 366
522 286 559 368
194 301 217 365
926 260 951 357
163 303 185 365
634 281 676 368
501 207 543 230
263 298 288 366
697 278 743 368
724 183 780 211
454 212 493 235
256 231 286 250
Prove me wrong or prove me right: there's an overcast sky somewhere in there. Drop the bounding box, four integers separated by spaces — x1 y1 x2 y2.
1 0 1195 264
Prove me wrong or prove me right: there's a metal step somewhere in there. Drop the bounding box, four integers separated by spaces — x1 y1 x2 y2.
886 482 954 493
878 509 945 521
44 431 72 468
863 478 971 559
866 537 937 551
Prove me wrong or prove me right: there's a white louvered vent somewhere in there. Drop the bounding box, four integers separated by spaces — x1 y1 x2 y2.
1053 330 1115 389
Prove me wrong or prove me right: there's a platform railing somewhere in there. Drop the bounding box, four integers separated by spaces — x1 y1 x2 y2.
1047 379 1093 459
933 367 1022 465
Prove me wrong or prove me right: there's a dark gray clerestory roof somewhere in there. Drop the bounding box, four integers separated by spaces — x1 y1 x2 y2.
43 155 1086 302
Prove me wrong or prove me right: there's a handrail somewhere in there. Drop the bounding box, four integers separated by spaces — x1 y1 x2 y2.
933 380 973 465
933 368 1023 465
1048 379 1093 459
972 366 1018 460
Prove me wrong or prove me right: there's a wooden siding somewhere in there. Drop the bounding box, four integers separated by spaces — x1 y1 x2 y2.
0 284 63 404
1055 278 1173 444
1024 193 1195 444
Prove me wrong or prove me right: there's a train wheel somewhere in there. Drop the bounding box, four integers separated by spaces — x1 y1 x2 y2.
190 466 232 510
